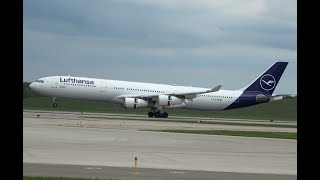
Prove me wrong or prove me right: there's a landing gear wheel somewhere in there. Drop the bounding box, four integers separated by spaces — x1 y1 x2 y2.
148 112 154 117
53 103 58 108
162 112 168 118
154 112 161 118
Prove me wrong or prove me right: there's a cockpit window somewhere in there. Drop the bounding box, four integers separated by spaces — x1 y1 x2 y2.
35 80 44 83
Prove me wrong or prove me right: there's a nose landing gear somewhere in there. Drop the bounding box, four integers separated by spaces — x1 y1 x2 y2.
52 97 58 108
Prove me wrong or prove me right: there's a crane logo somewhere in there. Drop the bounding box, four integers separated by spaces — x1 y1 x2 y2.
260 74 276 91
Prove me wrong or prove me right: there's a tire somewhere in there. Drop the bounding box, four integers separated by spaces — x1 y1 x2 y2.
154 112 161 118
162 112 168 118
53 103 58 108
148 112 154 117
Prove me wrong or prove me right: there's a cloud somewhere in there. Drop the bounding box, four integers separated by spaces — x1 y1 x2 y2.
23 0 297 94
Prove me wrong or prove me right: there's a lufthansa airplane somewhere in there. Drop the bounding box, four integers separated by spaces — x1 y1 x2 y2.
29 61 289 118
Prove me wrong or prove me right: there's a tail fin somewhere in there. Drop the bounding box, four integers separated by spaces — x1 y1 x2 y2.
239 61 288 95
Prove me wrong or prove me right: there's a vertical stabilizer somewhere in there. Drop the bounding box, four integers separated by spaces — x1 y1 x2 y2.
239 61 288 95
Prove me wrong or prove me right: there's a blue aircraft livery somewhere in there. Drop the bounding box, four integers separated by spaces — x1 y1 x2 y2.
243 62 288 95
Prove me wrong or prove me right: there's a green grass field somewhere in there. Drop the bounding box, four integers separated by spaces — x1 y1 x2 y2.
23 97 296 121
145 129 297 139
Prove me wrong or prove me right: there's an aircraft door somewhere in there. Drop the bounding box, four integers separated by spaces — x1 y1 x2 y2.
100 81 106 93
100 80 108 100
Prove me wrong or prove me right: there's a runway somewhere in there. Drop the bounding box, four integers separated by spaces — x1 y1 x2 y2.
23 111 297 132
23 111 297 179
24 163 296 180
23 111 296 132
23 109 297 125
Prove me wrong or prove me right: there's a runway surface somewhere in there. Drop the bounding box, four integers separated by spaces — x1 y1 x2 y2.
23 111 296 132
24 163 296 180
23 109 297 125
23 110 296 132
23 111 297 179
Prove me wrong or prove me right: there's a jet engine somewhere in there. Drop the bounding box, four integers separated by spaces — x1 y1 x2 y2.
124 98 148 109
256 94 270 103
158 95 183 106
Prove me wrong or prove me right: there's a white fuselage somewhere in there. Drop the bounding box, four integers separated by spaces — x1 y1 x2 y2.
30 76 243 111
29 62 288 115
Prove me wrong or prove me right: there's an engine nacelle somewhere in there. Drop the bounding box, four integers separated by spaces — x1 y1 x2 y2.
124 98 148 109
158 95 183 106
256 94 270 103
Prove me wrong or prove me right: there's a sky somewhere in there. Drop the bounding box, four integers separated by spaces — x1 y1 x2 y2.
23 0 297 95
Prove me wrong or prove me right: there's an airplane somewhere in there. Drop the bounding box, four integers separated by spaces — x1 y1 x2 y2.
29 61 289 118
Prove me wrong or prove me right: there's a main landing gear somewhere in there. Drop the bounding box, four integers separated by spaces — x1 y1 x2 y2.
52 97 58 108
148 109 168 118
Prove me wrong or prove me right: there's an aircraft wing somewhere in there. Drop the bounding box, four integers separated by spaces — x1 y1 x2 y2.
171 85 222 99
117 85 222 100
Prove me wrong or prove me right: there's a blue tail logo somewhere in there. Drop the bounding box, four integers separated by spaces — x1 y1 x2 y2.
260 74 276 91
241 61 288 95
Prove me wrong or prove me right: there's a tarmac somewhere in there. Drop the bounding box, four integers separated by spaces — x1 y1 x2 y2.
23 111 297 179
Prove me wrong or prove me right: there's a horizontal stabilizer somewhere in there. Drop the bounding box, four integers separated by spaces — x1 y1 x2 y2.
269 94 291 101
271 94 291 97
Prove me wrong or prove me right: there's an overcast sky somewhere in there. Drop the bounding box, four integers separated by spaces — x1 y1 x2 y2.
23 0 297 94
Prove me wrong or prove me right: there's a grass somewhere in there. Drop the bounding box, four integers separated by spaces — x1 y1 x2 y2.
145 129 297 139
23 96 297 121
23 177 102 180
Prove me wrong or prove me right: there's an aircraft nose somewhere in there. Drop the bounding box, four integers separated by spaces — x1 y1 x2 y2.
29 82 36 89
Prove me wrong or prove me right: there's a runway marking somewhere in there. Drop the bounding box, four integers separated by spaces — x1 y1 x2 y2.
84 167 102 170
170 171 185 174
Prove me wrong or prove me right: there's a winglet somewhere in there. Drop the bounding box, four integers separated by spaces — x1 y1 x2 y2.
207 85 222 92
